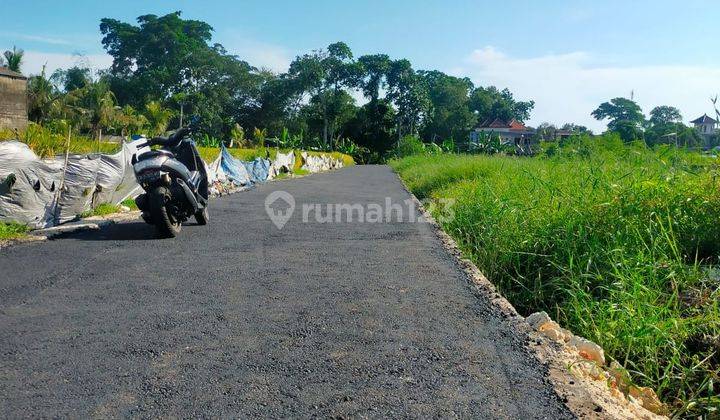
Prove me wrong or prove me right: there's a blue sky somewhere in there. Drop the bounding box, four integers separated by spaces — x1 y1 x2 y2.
2 0 719 131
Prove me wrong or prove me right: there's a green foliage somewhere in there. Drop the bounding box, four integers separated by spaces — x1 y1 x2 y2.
592 97 645 141
467 131 512 155
391 140 720 417
0 222 29 240
386 59 429 139
645 106 701 147
197 134 221 148
0 124 120 157
228 123 247 147
51 66 92 92
441 138 456 153
469 86 535 124
253 127 267 146
15 12 543 158
68 81 117 139
420 70 476 141
27 66 57 124
80 203 120 218
143 101 173 136
3 46 24 72
393 135 427 158
649 105 682 126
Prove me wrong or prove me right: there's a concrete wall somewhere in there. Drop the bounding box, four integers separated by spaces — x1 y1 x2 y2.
0 75 28 131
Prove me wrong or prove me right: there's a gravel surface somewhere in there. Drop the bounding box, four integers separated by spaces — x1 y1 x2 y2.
0 165 573 418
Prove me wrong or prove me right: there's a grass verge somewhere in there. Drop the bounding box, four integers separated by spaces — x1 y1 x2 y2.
390 134 720 417
79 199 138 218
0 222 29 241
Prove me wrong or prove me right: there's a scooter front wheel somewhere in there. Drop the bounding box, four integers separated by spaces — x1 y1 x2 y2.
149 186 181 238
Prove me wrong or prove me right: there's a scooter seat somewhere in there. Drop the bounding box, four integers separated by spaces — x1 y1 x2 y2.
137 149 175 161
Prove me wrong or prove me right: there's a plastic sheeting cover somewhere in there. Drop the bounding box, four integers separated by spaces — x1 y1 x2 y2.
219 144 252 186
301 152 344 173
242 157 272 183
270 150 295 176
0 140 146 228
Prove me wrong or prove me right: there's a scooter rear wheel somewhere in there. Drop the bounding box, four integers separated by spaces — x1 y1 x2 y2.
150 186 181 238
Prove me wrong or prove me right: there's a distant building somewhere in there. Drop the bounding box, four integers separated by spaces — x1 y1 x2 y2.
690 114 718 148
470 119 536 145
0 67 28 131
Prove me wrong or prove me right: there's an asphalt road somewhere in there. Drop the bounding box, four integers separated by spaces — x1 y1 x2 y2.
0 165 572 418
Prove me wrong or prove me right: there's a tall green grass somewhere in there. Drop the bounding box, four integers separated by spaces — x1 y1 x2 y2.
391 135 720 417
0 125 121 157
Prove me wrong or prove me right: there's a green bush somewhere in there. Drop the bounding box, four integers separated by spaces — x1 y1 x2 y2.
393 135 427 158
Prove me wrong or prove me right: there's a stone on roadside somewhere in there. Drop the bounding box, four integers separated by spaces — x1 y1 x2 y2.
526 311 572 342
629 386 665 415
569 336 605 366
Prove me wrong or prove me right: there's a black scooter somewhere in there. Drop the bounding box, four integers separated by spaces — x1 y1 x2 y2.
132 127 210 237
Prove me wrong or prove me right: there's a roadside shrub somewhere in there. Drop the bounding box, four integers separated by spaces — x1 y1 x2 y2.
394 135 427 158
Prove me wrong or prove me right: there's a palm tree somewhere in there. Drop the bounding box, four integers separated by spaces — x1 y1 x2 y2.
27 66 57 123
144 101 174 136
83 82 117 140
115 105 148 137
4 46 24 72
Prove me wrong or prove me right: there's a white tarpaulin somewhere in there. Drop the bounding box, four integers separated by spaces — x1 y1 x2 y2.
0 140 146 228
270 150 295 177
301 152 344 173
1 140 347 228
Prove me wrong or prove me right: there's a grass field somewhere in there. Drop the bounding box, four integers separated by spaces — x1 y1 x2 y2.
390 135 720 417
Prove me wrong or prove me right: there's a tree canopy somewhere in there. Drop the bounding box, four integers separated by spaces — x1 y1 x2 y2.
13 11 542 160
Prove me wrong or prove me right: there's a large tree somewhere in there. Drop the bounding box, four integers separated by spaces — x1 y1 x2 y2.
469 86 534 124
645 105 700 146
99 12 260 137
419 70 476 141
52 66 92 92
648 105 682 126
288 42 359 148
386 59 429 142
357 54 391 101
591 97 645 141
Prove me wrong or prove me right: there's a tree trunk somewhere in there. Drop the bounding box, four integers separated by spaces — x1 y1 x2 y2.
323 113 329 150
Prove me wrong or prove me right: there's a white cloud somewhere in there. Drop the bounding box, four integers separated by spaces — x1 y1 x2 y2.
453 46 720 132
0 32 73 46
20 51 113 77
